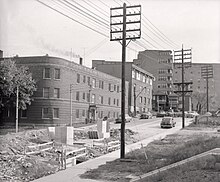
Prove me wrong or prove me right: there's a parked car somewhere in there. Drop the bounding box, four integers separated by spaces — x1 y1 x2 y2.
115 114 133 123
186 111 199 118
156 111 167 117
140 112 153 119
160 117 176 128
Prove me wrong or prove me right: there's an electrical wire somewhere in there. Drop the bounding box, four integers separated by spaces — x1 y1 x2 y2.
36 0 109 38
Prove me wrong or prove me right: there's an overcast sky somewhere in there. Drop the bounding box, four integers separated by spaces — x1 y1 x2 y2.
0 0 219 67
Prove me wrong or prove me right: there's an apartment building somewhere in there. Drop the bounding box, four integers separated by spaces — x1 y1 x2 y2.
92 60 154 115
0 55 129 126
173 63 220 113
133 50 177 111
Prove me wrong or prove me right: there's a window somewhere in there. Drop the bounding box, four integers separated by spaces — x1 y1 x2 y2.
43 68 50 79
87 77 90 86
91 94 95 103
99 96 103 104
136 71 141 80
108 97 111 105
144 97 147 104
42 108 49 118
117 99 119 106
108 111 110 118
76 109 79 118
83 75 86 83
21 109 27 118
114 85 116 91
87 93 90 102
143 75 146 83
54 68 60 79
99 80 104 89
54 88 60 98
139 96 142 103
117 85 120 93
83 92 86 100
43 87 49 98
76 91 80 101
109 83 111 91
92 78 96 88
82 110 85 117
77 74 80 83
113 98 116 105
53 108 59 119
132 70 135 78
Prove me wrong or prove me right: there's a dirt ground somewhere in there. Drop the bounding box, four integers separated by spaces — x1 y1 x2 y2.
0 126 137 182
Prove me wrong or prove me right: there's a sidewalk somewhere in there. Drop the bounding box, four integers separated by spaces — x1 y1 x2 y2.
33 127 180 182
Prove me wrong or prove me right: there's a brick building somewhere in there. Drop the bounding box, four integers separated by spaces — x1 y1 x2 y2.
0 55 129 126
173 63 220 113
133 50 177 111
92 60 154 115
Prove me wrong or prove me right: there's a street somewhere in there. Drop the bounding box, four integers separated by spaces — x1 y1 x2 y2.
111 117 193 141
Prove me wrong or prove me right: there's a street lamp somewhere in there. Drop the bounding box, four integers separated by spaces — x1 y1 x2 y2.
16 85 19 133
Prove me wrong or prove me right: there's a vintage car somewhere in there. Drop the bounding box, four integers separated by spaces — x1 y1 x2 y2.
160 117 176 128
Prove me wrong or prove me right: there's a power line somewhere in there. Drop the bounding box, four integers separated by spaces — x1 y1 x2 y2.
50 0 108 33
58 0 109 29
36 0 109 38
142 14 179 48
68 0 109 26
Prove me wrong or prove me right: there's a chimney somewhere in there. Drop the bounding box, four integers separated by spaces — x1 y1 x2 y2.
79 57 83 65
0 50 3 58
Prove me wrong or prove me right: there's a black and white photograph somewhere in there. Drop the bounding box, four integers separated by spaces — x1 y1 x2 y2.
0 0 220 181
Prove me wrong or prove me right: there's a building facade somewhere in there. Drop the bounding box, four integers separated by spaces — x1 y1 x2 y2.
0 55 129 126
173 63 220 113
133 50 177 111
92 60 154 115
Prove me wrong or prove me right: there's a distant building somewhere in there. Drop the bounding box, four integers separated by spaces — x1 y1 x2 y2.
173 63 220 113
0 55 129 126
133 50 177 111
92 60 154 115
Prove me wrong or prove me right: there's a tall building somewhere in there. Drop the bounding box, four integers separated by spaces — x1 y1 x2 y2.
133 50 177 111
0 55 129 126
92 60 154 115
173 63 220 113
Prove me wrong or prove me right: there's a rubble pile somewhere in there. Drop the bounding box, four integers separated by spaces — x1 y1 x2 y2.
0 127 138 181
0 130 59 182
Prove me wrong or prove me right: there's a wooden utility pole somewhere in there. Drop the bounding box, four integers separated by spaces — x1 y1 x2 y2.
201 65 213 112
110 3 141 159
174 45 192 128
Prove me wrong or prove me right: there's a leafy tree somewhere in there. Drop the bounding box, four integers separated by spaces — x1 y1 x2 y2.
0 59 36 112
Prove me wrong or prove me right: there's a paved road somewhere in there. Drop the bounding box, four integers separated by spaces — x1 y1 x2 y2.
33 117 192 182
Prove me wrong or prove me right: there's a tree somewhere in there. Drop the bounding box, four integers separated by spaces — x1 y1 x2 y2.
0 59 36 112
192 91 219 113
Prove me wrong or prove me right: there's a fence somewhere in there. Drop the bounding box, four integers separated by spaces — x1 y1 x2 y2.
24 141 54 155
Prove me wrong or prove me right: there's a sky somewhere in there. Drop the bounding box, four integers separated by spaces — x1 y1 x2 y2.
0 0 220 68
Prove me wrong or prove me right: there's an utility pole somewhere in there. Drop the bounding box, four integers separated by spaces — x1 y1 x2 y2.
201 65 213 112
16 86 19 133
174 45 192 128
110 3 141 159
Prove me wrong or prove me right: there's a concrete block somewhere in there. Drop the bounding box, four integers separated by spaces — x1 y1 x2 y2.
47 127 55 140
54 126 74 145
97 120 110 139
